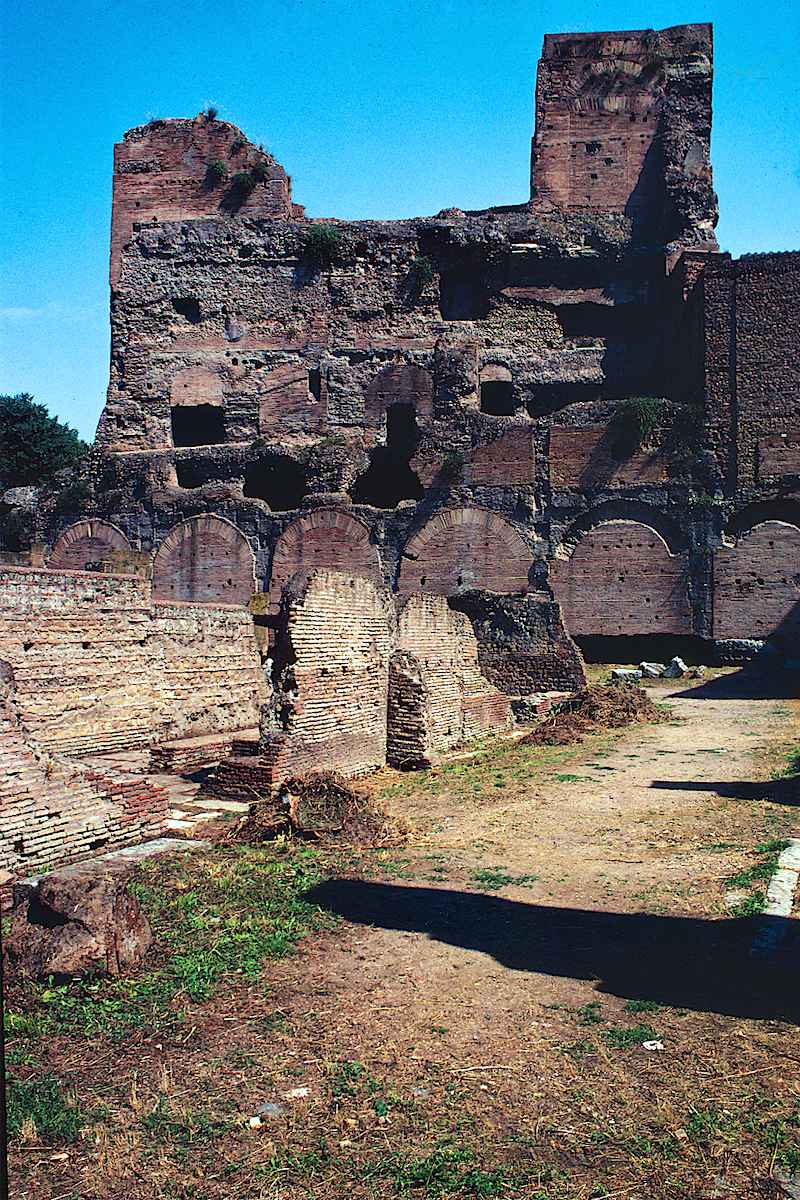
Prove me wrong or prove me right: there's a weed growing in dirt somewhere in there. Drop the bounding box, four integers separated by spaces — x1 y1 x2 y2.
470 868 539 891
720 836 790 916
7 1073 83 1143
601 1022 657 1049
576 1000 603 1025
5 844 334 1058
360 1142 511 1195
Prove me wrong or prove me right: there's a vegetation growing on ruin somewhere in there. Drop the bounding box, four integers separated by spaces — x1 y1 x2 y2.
205 159 227 186
250 159 270 182
409 255 436 287
230 171 256 195
0 393 88 490
614 396 659 444
302 225 343 267
439 450 465 483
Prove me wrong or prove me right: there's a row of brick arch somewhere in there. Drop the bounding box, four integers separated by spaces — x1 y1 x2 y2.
46 505 800 642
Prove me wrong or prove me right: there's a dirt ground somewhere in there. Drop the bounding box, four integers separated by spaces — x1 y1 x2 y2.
8 666 800 1199
267 669 800 1049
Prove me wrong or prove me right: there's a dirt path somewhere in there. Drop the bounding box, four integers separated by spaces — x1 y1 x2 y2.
261 673 800 1063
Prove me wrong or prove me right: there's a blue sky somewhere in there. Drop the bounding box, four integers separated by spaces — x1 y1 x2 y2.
1 0 798 441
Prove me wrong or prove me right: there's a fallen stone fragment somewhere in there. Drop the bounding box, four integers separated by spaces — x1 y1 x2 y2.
638 662 665 678
3 867 153 978
611 668 642 682
661 656 688 679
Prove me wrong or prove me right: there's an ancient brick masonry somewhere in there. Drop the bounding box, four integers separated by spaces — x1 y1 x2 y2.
0 568 264 756
211 572 514 793
0 690 168 874
4 18 800 744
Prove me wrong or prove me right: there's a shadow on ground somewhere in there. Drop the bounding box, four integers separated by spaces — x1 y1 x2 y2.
650 777 800 804
304 879 799 1023
673 666 800 701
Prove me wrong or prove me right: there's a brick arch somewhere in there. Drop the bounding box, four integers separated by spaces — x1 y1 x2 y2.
152 516 255 605
397 507 532 603
714 519 800 644
267 509 382 611
721 500 800 545
555 500 688 559
550 519 691 637
364 362 434 432
48 521 132 573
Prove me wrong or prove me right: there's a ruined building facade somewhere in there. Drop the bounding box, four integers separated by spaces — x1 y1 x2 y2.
1 22 799 866
22 19 795 658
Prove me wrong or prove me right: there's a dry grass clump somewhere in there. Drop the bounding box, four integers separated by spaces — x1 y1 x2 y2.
522 682 667 746
224 771 412 847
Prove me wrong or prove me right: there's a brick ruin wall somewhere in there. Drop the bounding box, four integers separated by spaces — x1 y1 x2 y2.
549 520 692 638
0 568 264 757
0 660 169 874
214 573 515 792
389 593 512 767
0 702 169 874
448 592 587 694
5 20 800 740
258 571 395 786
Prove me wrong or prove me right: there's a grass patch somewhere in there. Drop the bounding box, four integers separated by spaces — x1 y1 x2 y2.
470 868 540 891
7 1073 83 1143
601 1023 657 1049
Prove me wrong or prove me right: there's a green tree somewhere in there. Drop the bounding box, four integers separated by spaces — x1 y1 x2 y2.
0 394 88 491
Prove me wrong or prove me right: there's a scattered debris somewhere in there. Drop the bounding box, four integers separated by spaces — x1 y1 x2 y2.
222 771 411 847
521 682 667 747
662 656 688 679
639 661 666 678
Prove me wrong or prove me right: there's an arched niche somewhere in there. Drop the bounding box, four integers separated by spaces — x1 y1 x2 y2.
397 507 532 604
152 516 255 605
364 363 433 436
48 521 132 573
714 516 800 643
550 517 691 637
267 509 382 612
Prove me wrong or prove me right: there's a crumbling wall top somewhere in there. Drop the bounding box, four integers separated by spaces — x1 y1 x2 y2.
110 113 304 287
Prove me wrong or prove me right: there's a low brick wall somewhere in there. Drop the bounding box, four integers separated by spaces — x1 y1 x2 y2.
448 592 586 695
0 702 168 873
0 567 265 756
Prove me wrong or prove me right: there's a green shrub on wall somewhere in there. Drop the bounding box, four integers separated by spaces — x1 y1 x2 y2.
614 397 659 444
409 255 436 287
440 450 465 483
230 171 256 195
205 160 227 186
302 226 342 267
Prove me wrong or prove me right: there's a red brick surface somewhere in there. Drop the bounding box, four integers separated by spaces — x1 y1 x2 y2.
398 508 532 604
267 510 382 612
48 521 133 572
714 521 800 642
550 520 691 637
151 515 255 605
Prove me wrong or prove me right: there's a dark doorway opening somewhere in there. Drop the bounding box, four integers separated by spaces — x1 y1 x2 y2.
387 404 417 445
171 405 225 447
480 381 515 416
351 448 424 509
244 456 307 510
577 634 724 668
